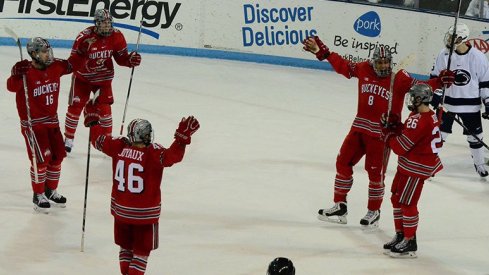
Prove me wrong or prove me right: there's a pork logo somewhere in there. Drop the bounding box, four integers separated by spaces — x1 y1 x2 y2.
354 11 381 38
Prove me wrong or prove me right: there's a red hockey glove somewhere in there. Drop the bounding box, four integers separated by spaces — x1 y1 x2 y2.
380 113 400 128
128 52 141 67
174 116 200 145
380 113 402 142
302 36 330 61
11 59 31 76
83 101 100 127
439 69 455 88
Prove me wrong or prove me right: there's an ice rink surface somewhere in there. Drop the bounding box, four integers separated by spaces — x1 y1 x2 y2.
0 47 488 275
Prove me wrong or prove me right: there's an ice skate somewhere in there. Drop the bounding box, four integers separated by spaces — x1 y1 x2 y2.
33 192 50 214
64 138 74 153
383 232 404 255
318 202 347 224
45 188 67 208
389 237 417 258
360 209 380 228
474 164 488 177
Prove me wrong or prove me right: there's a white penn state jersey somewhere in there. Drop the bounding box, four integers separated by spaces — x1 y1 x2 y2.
431 45 489 113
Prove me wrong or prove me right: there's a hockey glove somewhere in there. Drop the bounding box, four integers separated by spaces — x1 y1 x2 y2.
174 116 200 145
302 36 330 61
439 69 455 88
482 99 489 120
83 101 100 127
380 113 401 129
430 89 443 109
380 113 403 142
128 52 141 67
11 59 30 76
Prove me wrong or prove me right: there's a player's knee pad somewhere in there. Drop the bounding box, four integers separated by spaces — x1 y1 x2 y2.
367 168 382 183
67 105 84 118
97 104 112 117
400 203 418 215
336 161 353 179
390 193 400 207
467 133 483 149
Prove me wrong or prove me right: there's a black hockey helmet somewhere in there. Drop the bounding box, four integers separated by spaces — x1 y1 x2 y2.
267 257 295 275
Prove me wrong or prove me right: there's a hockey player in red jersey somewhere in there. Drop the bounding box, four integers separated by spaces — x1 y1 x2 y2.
6 37 74 212
83 101 199 275
64 8 142 153
302 36 454 227
381 83 443 258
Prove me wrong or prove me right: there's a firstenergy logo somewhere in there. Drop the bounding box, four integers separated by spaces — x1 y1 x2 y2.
0 0 182 39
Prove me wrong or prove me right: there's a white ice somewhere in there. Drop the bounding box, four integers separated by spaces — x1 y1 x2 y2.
1 47 488 275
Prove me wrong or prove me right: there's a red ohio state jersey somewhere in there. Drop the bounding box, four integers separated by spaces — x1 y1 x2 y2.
71 26 130 84
6 59 71 127
92 131 186 225
389 110 443 179
326 52 441 138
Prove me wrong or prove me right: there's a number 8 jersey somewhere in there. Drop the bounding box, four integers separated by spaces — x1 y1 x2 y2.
92 130 186 225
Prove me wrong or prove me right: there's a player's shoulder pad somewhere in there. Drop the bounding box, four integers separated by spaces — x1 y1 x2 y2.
398 69 410 77
152 143 165 150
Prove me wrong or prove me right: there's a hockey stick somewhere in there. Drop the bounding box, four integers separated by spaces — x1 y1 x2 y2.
80 129 91 252
81 89 99 252
438 0 463 119
119 14 145 135
380 53 417 183
4 27 39 184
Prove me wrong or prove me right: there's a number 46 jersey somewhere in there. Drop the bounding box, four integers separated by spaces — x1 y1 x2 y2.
92 132 186 225
388 110 443 180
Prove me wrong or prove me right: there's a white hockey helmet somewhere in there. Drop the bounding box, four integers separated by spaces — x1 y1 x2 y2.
444 23 470 49
127 119 153 146
26 37 54 67
94 9 113 36
371 45 392 78
405 83 433 111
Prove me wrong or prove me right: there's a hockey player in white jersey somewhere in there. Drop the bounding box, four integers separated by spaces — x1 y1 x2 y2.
431 23 489 177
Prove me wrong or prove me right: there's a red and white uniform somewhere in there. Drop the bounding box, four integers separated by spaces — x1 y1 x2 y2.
388 109 443 239
389 111 443 179
325 52 441 211
90 125 186 256
6 59 72 193
65 26 133 141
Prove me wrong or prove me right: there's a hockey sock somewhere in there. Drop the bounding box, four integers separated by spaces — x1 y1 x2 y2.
65 106 83 140
468 134 484 165
98 104 113 136
391 194 403 231
401 205 419 239
119 248 133 275
31 166 47 194
333 174 353 203
46 164 61 190
367 181 384 210
128 254 148 275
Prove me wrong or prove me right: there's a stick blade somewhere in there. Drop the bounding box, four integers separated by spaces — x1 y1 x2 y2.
4 27 19 42
394 53 416 72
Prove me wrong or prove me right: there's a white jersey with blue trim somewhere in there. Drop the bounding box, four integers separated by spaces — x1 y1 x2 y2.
431 45 489 113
